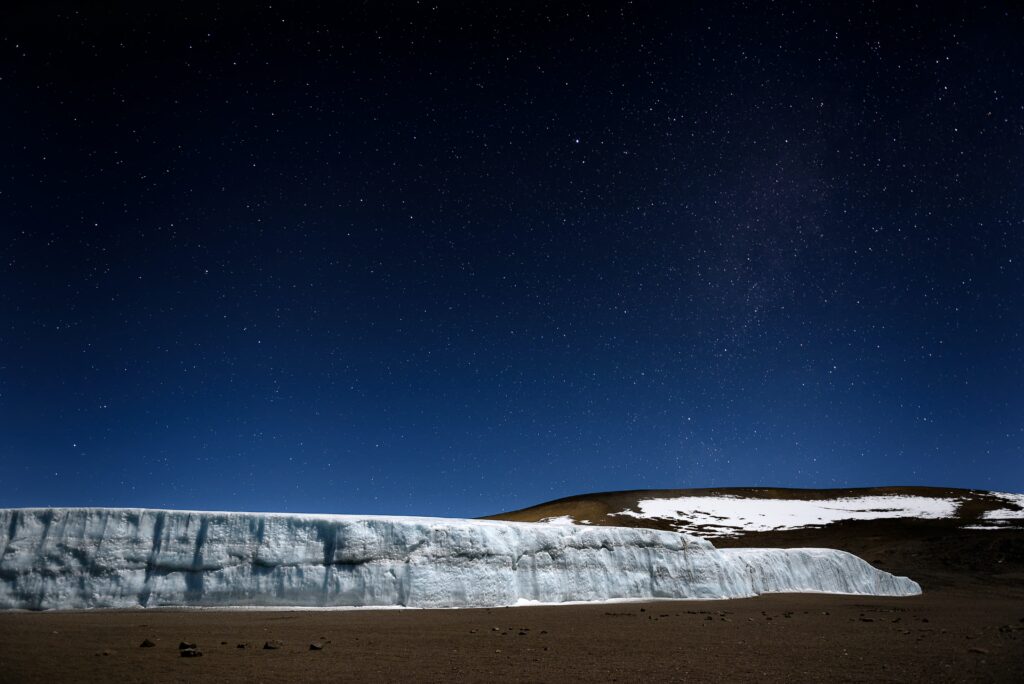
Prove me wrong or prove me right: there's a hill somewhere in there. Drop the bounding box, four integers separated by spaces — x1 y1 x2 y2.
486 486 1024 590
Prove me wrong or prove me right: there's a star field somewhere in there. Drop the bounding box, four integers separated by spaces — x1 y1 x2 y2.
1 2 1022 516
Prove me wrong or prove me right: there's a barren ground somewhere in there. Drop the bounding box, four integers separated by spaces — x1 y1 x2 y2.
1 585 1022 683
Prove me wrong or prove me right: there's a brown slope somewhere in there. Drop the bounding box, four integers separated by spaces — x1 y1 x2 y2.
485 486 1024 591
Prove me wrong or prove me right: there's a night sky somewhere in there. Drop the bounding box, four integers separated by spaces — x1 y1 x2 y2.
2 2 1022 517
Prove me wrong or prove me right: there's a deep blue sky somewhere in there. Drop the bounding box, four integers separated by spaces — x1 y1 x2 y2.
2 2 1022 517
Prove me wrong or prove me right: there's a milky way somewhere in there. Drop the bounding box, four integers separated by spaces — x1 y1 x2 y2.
1 3 1022 515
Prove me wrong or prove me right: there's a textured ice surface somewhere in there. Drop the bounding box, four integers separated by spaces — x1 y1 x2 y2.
0 508 920 610
613 495 962 537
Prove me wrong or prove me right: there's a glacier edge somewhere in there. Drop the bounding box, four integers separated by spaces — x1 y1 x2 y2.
0 508 920 610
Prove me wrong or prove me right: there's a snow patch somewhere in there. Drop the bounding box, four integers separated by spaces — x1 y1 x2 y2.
538 515 577 525
613 495 961 537
981 492 1024 520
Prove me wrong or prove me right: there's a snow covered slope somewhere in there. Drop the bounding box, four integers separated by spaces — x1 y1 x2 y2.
488 487 1024 537
0 508 920 610
612 494 961 537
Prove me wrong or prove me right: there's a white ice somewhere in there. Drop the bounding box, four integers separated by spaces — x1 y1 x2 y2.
613 495 962 537
0 508 920 610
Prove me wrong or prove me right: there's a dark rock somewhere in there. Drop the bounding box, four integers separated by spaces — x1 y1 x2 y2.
180 648 202 658
968 647 989 655
178 641 197 650
309 642 324 650
140 638 156 648
264 640 284 650
236 643 247 649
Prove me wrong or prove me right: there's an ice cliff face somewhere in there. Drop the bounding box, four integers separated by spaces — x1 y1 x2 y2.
0 508 920 610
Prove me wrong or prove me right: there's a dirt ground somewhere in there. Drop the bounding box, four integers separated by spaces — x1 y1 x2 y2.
1 586 1021 683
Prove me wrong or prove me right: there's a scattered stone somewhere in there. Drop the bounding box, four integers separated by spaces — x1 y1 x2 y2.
968 647 989 655
492 627 500 632
178 641 197 650
860 618 875 622
518 631 527 636
139 638 156 648
264 640 283 650
180 648 202 658
309 642 324 651
237 643 247 649
221 641 227 645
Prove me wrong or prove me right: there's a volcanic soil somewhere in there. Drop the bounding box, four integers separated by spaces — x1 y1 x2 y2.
0 588 1021 683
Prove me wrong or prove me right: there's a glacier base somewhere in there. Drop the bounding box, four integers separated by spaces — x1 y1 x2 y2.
0 508 920 610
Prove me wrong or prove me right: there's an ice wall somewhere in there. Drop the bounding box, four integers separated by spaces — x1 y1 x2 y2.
0 508 920 610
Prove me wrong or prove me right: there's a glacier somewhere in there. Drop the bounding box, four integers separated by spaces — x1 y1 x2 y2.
0 508 920 610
